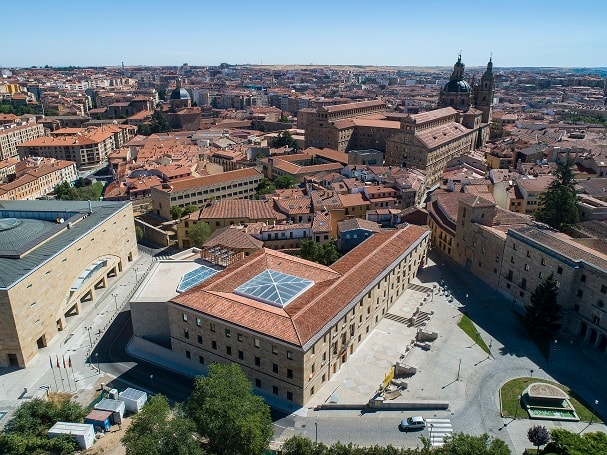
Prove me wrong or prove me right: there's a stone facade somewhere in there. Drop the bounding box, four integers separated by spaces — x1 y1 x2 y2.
0 122 45 160
0 201 137 367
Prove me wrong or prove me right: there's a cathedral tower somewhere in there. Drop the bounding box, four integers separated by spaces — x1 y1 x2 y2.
474 57 495 123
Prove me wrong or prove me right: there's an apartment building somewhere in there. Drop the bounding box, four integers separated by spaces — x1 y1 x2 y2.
0 158 77 200
151 168 263 220
0 122 45 160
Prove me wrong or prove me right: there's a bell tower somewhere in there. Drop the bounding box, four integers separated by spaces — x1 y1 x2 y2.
475 57 495 123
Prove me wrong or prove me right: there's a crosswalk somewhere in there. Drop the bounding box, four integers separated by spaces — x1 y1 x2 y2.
426 418 453 447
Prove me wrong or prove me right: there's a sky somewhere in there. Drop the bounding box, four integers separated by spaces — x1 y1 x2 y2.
3 0 606 68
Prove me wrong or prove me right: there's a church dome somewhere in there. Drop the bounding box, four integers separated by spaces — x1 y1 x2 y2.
443 79 471 93
170 87 191 100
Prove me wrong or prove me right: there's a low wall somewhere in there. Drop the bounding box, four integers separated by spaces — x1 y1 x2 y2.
134 218 170 247
316 400 449 411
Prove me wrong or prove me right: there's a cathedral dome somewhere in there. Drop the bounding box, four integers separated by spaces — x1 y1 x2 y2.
170 87 191 100
443 79 471 93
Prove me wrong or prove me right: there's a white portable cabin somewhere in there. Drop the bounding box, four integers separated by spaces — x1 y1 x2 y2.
48 422 95 450
94 398 126 424
118 387 148 413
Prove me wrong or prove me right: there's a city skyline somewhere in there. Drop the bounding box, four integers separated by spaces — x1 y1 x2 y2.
3 0 606 69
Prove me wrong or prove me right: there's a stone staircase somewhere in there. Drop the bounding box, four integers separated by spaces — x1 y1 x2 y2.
409 310 432 328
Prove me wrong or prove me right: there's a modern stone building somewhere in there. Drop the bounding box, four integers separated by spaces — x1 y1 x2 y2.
0 200 137 367
166 225 429 406
0 122 45 160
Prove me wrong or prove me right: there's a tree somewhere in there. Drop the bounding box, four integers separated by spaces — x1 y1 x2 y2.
319 240 341 266
274 174 296 189
135 225 144 242
525 272 562 335
187 221 211 248
54 181 104 201
186 363 273 455
535 158 579 232
122 394 203 455
527 425 550 453
170 206 184 220
547 428 607 454
299 239 320 262
256 178 275 196
149 111 172 134
436 433 511 455
272 130 299 150
183 205 198 216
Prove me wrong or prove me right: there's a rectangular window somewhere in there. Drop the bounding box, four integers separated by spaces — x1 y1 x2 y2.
601 285 607 294
197 335 203 344
182 313 188 322
287 350 293 360
199 355 204 364
255 356 260 366
184 329 189 339
212 340 217 350
225 328 231 338
577 289 583 297
287 368 293 379
238 350 244 360
273 386 278 395
196 318 202 327
255 379 261 388
226 346 232 356
541 258 546 265
272 345 278 355
557 266 563 274
581 274 586 282
287 391 293 401
185 350 191 359
254 338 260 348
521 278 527 290
210 323 216 332
237 333 243 342
272 363 279 373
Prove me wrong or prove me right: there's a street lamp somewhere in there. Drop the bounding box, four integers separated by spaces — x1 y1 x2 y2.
150 374 154 395
85 326 93 348
315 421 318 444
429 423 433 444
95 353 99 373
590 400 599 424
552 339 558 362
112 293 118 311
530 369 534 379
465 293 469 306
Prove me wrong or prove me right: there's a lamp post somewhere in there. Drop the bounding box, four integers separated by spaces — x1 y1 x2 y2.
315 421 318 444
112 293 118 312
552 339 558 362
85 326 93 348
475 331 480 345
457 358 462 381
95 353 99 373
590 400 599 424
530 369 534 379
150 374 154 395
465 293 469 306
429 423 433 444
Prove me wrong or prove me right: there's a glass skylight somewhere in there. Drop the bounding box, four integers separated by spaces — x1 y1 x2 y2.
177 265 220 293
234 269 314 308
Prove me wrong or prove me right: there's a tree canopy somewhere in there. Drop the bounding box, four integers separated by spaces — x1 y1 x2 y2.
527 425 550 452
256 178 276 196
187 221 212 248
271 130 299 150
525 272 562 335
54 181 104 201
535 158 579 232
0 397 86 455
299 239 341 266
274 175 296 189
436 433 510 455
546 428 607 455
185 363 273 455
137 111 172 136
122 394 203 455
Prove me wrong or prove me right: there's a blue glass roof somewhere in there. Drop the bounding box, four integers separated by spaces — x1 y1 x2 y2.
177 264 220 293
234 269 314 308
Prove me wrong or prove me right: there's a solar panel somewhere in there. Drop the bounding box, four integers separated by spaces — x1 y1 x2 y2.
177 265 220 293
234 269 314 308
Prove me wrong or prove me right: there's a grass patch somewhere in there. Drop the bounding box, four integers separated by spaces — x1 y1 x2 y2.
457 314 491 355
501 377 603 422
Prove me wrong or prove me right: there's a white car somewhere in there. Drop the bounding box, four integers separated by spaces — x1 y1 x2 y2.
400 416 426 431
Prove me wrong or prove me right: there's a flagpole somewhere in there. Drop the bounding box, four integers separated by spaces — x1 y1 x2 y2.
63 356 72 392
69 357 77 392
56 356 65 391
49 356 59 392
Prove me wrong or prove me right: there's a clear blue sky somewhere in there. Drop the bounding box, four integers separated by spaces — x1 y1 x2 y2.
3 0 606 68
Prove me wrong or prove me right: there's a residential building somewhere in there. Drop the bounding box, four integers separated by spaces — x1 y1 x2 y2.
0 158 77 200
0 122 45 160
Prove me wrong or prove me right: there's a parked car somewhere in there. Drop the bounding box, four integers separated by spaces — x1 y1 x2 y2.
400 416 426 431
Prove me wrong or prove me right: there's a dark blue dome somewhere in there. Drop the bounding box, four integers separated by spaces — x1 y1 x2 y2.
443 80 471 93
170 88 190 100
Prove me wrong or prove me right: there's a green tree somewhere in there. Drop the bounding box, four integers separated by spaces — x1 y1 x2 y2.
187 221 212 248
186 363 273 455
299 239 320 262
525 272 562 335
54 181 104 201
535 158 579 232
527 425 550 453
319 240 341 266
183 205 199 216
256 178 276 196
170 206 184 220
137 123 152 136
274 175 296 189
53 181 79 200
436 433 510 455
135 225 144 242
122 394 203 455
547 428 607 454
272 130 299 150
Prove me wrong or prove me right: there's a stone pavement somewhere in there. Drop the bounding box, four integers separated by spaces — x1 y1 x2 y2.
298 252 607 450
0 247 155 428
